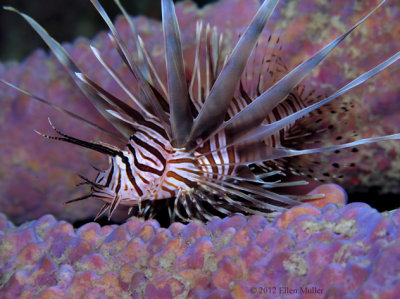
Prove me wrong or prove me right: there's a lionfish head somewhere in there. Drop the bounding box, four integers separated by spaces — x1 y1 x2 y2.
2 0 399 222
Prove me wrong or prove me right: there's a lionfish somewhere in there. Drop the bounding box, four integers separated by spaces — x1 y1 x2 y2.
2 0 399 222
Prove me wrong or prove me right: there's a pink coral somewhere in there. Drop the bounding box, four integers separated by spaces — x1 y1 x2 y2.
275 0 400 193
1 203 400 298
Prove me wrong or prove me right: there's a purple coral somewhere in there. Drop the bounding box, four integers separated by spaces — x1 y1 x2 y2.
1 203 400 298
0 0 399 224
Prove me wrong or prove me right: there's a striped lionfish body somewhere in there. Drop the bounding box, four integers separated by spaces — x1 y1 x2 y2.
2 0 399 222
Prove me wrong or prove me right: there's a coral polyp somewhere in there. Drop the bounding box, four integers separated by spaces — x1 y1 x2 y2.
0 0 399 224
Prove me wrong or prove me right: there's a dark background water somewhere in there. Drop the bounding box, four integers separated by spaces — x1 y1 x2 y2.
0 0 216 62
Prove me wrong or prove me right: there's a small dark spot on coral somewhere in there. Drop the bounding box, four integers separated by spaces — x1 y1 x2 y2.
336 136 342 140
317 109 322 114
323 172 330 177
332 163 339 168
351 148 358 152
328 125 334 129
316 119 322 123
330 110 336 114
350 163 356 167
308 169 314 173
334 150 340 154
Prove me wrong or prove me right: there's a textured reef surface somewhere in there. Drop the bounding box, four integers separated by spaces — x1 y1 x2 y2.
1 203 400 298
273 0 400 193
0 0 399 224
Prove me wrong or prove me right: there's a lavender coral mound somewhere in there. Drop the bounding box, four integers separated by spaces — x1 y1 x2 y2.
275 0 400 194
1 203 400 298
0 0 399 224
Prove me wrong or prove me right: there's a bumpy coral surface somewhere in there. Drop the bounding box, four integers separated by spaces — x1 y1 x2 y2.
0 0 399 224
274 0 400 193
1 203 399 298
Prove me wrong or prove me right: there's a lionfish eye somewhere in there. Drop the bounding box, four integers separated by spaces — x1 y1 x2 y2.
121 156 129 164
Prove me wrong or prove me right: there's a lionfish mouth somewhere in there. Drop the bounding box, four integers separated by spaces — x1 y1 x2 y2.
1 0 399 223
